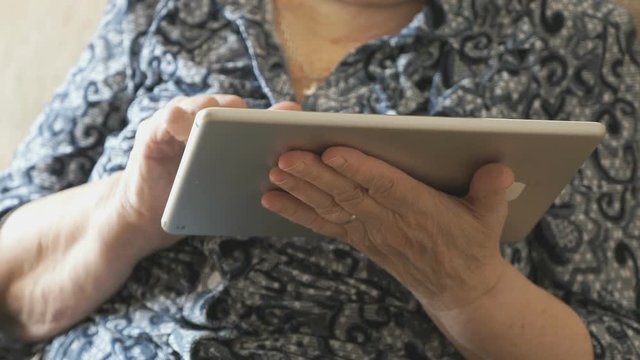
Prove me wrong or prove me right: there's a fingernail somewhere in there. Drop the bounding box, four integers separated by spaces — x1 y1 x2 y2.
269 169 287 185
279 160 304 173
325 156 345 168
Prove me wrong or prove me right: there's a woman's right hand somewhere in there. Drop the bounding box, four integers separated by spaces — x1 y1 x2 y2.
115 95 300 256
0 95 301 342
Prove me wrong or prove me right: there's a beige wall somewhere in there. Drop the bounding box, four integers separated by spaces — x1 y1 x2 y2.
0 1 638 170
0 1 107 169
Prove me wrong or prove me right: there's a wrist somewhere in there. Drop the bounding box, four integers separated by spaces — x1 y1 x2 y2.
417 254 509 313
422 263 526 359
424 263 592 360
93 172 176 265
424 261 520 326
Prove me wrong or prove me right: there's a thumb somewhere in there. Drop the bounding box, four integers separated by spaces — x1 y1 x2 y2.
465 163 514 222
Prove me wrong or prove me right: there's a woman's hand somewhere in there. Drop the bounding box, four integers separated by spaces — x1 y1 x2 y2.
0 96 300 342
261 146 514 312
117 95 300 256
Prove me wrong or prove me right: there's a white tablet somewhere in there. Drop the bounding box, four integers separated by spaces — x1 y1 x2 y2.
161 108 605 242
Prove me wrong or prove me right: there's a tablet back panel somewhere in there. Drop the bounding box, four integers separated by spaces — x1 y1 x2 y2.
161 109 604 242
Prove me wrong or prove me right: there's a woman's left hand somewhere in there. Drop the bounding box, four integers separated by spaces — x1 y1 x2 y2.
261 146 515 312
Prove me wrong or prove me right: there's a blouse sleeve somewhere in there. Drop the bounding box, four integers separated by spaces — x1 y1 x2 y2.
524 3 640 358
0 0 160 219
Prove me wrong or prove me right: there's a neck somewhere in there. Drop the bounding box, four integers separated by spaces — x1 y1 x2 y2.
273 0 424 101
282 0 424 44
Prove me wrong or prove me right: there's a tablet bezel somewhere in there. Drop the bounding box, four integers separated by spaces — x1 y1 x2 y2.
161 108 605 242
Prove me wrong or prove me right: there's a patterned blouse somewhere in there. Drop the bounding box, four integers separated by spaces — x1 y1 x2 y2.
1 0 640 358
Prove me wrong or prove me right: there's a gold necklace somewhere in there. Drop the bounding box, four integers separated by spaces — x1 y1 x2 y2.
272 0 333 97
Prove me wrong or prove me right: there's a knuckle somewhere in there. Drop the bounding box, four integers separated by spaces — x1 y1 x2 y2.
307 216 327 234
323 146 347 160
270 169 291 187
283 203 302 220
218 94 247 108
368 228 390 248
315 201 344 218
164 104 188 121
327 154 349 171
295 151 316 161
177 95 220 117
310 218 343 238
335 184 366 206
334 159 349 172
279 176 297 191
197 96 220 109
279 152 309 173
367 235 385 250
156 106 185 135
291 159 314 177
368 174 396 198
292 160 308 174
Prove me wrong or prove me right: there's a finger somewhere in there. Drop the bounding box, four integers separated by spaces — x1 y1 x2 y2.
175 94 222 115
465 163 514 223
165 95 248 142
270 101 302 111
157 99 217 143
178 94 248 114
153 105 192 145
210 94 248 109
135 105 190 161
269 167 354 224
261 191 346 238
266 167 417 282
321 146 432 215
278 151 385 222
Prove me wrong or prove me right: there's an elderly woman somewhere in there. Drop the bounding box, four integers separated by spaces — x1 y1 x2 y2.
1 0 639 359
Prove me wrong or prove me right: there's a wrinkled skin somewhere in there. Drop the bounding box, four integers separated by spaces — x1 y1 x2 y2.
262 147 514 312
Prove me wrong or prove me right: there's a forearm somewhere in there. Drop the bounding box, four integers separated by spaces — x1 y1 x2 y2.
426 262 593 360
0 172 148 342
0 95 242 343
